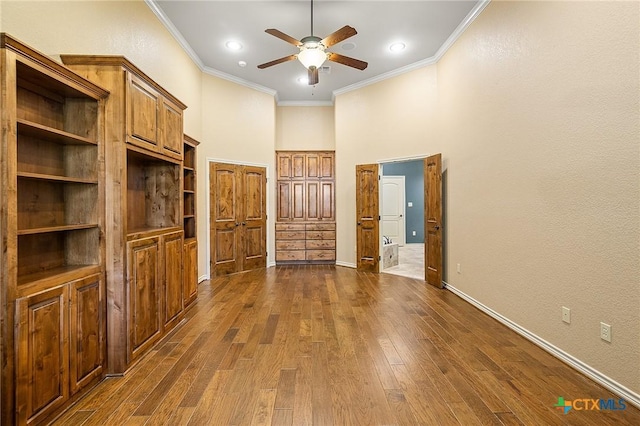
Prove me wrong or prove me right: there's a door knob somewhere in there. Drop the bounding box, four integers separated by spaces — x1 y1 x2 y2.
434 225 440 230
242 222 246 226
357 222 362 226
235 222 240 227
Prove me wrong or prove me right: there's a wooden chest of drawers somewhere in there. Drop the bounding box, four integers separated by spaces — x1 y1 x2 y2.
275 222 336 263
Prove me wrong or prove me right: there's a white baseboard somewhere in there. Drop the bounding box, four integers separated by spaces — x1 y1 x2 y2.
335 261 357 269
267 261 276 268
444 282 640 410
198 274 208 283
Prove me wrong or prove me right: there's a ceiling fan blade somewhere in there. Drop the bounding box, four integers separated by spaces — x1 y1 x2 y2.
257 54 297 69
265 29 302 46
308 67 319 85
321 25 357 48
327 52 368 70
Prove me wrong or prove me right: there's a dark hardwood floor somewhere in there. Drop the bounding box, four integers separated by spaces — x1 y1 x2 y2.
53 265 640 425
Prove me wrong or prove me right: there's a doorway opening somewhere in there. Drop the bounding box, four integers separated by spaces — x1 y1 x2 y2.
380 159 425 280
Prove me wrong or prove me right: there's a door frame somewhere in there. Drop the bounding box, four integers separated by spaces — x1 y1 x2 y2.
377 154 431 275
206 157 271 279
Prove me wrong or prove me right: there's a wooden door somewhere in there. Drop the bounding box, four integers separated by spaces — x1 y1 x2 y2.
69 274 104 395
160 98 183 158
15 286 69 425
210 162 267 276
210 162 241 276
240 166 267 271
163 231 184 331
183 239 198 308
424 154 443 288
127 74 159 151
127 236 161 360
277 181 292 221
356 164 379 272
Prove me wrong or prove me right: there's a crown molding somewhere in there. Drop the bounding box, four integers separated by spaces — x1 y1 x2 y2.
146 0 278 99
332 0 491 100
277 100 334 107
202 66 278 98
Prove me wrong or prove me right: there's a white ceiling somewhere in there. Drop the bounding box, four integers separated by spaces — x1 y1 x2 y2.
150 0 485 104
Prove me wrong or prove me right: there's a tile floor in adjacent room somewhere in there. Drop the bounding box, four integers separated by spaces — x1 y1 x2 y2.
382 243 425 280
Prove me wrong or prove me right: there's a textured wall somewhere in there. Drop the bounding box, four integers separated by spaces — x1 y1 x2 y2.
276 106 335 150
336 0 640 393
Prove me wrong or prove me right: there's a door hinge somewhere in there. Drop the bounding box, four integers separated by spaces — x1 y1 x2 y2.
378 256 382 261
378 215 381 221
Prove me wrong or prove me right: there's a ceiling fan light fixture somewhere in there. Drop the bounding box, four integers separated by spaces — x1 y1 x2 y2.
298 37 327 69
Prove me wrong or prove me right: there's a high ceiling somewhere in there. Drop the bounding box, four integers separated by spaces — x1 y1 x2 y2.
150 1 485 104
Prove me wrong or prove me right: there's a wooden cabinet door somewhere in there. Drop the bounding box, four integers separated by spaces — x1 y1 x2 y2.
356 164 379 272
306 181 320 220
163 231 184 331
277 181 292 222
291 153 306 179
127 74 159 151
160 98 183 159
127 236 161 361
319 181 335 221
15 286 69 425
277 153 292 179
292 181 305 220
306 153 320 179
69 274 104 395
183 239 198 308
319 152 334 179
241 166 267 271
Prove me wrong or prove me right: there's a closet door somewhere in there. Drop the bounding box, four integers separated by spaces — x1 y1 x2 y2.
241 166 267 271
210 163 242 276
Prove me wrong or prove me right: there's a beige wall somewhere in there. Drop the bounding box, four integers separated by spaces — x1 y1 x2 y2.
335 65 439 264
336 1 640 393
276 106 335 150
200 74 277 272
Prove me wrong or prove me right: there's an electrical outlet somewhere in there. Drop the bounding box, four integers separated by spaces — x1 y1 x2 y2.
456 263 461 274
600 322 611 342
562 307 571 324
412 231 416 236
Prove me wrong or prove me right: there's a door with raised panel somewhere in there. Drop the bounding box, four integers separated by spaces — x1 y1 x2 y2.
127 74 159 151
160 99 183 158
356 164 379 272
210 162 267 276
183 239 198 307
424 153 443 288
163 231 184 331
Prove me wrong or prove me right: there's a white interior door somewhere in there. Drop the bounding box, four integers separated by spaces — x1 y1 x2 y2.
382 176 406 246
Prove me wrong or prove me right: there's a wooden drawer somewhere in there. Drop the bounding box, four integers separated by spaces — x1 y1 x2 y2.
276 223 306 231
306 250 336 261
306 240 336 250
276 250 306 261
276 231 306 240
306 230 336 240
306 223 335 231
276 240 305 250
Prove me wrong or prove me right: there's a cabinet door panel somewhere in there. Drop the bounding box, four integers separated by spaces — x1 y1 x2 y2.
163 231 184 331
277 181 292 222
183 240 198 308
69 274 104 395
320 181 335 221
277 153 292 179
292 181 305 220
306 181 320 221
160 99 183 158
306 154 319 179
16 286 69 425
128 75 158 150
319 153 334 178
127 237 161 360
292 153 305 179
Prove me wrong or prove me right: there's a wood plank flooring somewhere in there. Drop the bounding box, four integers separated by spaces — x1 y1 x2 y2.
53 265 640 425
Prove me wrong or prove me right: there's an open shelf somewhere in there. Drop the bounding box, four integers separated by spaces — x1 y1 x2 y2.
17 119 98 146
17 223 98 236
17 172 98 184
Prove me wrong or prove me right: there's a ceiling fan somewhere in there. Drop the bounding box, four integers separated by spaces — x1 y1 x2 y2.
257 0 368 85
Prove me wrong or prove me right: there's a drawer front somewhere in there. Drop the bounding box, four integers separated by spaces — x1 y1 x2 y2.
276 250 306 261
306 230 336 240
276 223 306 231
306 223 335 231
276 240 305 250
306 250 336 261
276 231 306 240
306 239 336 250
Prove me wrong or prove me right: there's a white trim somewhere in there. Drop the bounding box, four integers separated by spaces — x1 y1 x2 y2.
205 157 272 279
202 66 277 98
444 281 640 410
267 261 277 268
336 261 357 269
198 274 208 283
277 100 334 107
145 0 205 70
332 0 491 100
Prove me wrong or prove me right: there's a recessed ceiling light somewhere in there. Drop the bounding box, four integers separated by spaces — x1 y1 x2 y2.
225 40 243 51
297 76 309 85
389 42 406 52
238 60 247 67
341 42 356 51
